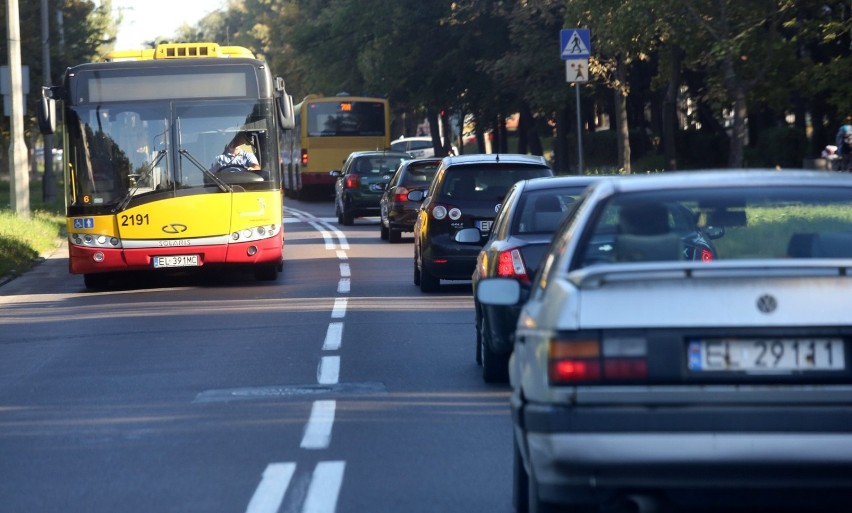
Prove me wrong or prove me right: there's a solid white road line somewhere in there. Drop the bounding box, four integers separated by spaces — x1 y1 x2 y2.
318 356 341 385
301 461 346 513
322 322 343 351
331 298 347 319
300 400 336 449
245 462 296 513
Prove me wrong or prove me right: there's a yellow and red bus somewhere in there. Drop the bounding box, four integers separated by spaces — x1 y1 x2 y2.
282 94 390 198
38 42 295 289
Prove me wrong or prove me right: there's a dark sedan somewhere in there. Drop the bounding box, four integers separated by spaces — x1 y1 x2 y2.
379 158 441 242
472 175 603 383
332 150 412 225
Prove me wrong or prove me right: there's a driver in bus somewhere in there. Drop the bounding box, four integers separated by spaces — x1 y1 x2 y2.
210 132 261 173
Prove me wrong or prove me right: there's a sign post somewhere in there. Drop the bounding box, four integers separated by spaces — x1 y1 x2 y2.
560 28 591 174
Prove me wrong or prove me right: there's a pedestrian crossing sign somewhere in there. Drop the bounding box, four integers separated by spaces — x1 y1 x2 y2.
560 28 591 59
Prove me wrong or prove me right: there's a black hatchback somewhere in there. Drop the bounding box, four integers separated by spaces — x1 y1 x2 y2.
412 154 553 292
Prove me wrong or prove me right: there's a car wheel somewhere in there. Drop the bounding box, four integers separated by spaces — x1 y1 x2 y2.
388 227 401 243
475 306 483 366
380 223 389 240
413 255 421 286
513 437 530 513
340 206 354 226
419 262 440 293
481 313 510 383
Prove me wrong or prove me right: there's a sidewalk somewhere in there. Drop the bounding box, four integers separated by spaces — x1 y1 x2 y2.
0 238 69 290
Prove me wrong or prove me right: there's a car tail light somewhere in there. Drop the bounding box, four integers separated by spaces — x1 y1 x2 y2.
431 205 448 220
549 336 647 385
345 175 360 188
394 187 410 203
698 248 714 262
496 248 529 283
430 204 462 221
301 149 308 166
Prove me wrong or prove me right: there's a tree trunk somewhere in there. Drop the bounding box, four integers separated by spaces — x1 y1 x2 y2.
521 103 543 156
427 109 442 157
723 57 747 168
663 46 682 171
554 107 570 174
614 57 631 173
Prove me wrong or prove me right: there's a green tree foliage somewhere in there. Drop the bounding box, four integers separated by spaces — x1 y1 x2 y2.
0 0 113 176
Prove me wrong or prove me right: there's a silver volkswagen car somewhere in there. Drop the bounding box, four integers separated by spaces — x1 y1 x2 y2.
478 170 852 513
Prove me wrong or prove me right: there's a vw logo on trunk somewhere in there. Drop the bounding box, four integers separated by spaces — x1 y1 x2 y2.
756 294 777 314
162 224 188 234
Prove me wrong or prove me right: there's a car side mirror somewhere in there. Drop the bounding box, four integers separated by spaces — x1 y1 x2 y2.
475 278 521 306
330 170 342 178
407 190 425 202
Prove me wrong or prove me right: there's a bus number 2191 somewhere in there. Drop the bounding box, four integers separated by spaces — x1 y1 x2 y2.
121 213 150 226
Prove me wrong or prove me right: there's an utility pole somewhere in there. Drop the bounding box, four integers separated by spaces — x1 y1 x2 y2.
41 0 56 202
6 0 30 216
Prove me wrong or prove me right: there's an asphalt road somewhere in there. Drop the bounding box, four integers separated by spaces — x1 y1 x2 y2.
0 199 513 513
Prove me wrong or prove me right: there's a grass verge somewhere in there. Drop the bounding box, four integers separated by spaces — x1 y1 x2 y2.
0 176 66 280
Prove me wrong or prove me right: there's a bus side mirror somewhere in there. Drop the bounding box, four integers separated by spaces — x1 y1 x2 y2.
38 86 56 135
275 77 295 130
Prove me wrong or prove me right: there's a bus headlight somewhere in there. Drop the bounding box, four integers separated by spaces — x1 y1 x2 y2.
229 224 282 243
69 233 123 249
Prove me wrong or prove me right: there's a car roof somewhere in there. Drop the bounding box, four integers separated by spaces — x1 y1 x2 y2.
518 174 609 192
441 153 548 167
394 136 431 142
347 150 412 159
400 157 442 167
589 169 852 195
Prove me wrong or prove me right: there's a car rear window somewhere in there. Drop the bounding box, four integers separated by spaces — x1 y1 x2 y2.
513 186 588 234
574 185 852 268
401 162 439 187
353 156 409 175
439 164 552 202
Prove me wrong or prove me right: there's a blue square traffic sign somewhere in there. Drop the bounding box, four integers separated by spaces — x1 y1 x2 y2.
560 28 591 59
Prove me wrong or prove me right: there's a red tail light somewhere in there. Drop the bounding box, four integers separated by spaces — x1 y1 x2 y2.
496 248 529 283
345 175 360 188
301 149 308 166
549 337 648 385
394 187 410 203
699 248 714 262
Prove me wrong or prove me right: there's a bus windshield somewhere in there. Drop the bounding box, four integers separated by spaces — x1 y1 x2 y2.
66 99 277 209
306 100 386 137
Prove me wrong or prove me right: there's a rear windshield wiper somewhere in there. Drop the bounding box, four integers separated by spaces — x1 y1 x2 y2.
113 149 167 213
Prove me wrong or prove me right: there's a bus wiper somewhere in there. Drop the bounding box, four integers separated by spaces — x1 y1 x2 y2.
113 149 167 213
179 149 233 193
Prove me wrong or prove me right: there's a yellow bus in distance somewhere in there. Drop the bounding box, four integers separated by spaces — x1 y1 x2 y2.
282 95 390 199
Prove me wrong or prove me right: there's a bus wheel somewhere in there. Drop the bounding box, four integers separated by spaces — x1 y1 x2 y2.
254 264 279 281
83 273 111 290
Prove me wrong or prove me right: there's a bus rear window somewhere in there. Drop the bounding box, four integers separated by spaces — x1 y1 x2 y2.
307 101 386 137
